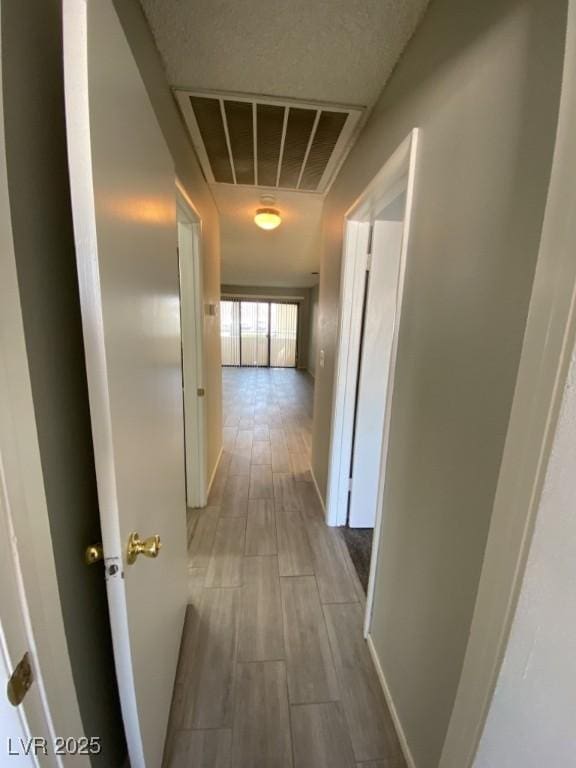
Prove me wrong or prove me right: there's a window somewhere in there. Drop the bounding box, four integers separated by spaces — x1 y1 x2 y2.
220 299 298 368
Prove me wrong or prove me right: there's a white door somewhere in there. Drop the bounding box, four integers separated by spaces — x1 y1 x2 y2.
178 200 207 508
0 486 55 768
0 654 35 768
348 220 404 527
63 2 188 766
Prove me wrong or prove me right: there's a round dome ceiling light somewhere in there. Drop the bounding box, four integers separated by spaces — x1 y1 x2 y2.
254 195 281 230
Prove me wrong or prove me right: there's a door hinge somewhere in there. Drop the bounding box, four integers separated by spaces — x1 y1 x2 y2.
197 387 205 397
7 652 33 706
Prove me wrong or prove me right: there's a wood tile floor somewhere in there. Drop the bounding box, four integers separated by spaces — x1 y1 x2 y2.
164 368 405 768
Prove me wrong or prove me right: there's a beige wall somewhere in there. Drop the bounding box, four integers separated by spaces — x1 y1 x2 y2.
114 0 222 484
308 284 319 377
475 346 576 762
473 4 576 757
221 284 312 370
311 0 566 765
447 2 576 761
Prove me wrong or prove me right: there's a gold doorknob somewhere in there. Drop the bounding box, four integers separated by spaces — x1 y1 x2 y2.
85 543 103 565
127 532 162 565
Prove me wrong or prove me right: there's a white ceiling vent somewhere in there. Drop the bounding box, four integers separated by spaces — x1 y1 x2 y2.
174 90 364 195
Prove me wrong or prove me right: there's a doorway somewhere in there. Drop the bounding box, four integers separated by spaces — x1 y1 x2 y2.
220 299 299 368
178 185 207 509
347 205 406 529
339 197 407 595
326 130 418 634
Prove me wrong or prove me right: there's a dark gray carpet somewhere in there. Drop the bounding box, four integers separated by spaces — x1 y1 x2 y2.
339 527 373 593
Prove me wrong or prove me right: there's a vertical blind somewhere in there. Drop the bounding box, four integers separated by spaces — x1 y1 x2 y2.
270 302 298 367
220 299 240 365
220 299 298 368
240 301 269 367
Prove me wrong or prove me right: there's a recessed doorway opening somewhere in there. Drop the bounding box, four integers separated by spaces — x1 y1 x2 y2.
326 129 419 633
325 130 419 766
178 184 208 509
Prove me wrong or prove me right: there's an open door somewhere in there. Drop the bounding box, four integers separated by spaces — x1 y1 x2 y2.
63 1 188 766
178 192 207 509
348 219 404 527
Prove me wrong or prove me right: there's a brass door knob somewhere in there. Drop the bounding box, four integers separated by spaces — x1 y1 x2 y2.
127 532 162 565
85 543 103 565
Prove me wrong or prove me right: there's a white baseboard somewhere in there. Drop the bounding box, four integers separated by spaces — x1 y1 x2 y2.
206 446 223 498
366 633 416 768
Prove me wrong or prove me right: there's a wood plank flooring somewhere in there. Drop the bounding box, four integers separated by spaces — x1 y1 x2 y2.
164 368 404 768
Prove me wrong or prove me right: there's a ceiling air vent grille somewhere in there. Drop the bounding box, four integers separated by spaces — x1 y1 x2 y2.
175 90 364 195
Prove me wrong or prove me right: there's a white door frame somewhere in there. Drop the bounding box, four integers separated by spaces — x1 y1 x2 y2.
0 35 87 764
326 130 418 528
177 182 207 508
324 130 419 635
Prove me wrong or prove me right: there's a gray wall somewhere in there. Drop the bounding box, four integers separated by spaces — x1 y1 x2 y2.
221 284 312 370
473 7 576 760
114 0 223 486
308 284 319 377
1 1 125 764
310 0 566 765
475 347 576 767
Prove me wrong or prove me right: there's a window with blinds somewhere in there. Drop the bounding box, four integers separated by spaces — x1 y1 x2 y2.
270 303 298 368
240 301 269 367
220 299 240 365
220 299 298 368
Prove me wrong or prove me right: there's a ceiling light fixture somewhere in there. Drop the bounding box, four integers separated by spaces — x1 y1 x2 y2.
254 195 281 230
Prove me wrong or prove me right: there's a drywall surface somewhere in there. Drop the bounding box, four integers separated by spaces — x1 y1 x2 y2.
114 0 222 485
474 346 576 767
140 0 430 108
311 0 566 765
308 284 319 377
221 284 312 370
1 1 125 763
441 2 576 761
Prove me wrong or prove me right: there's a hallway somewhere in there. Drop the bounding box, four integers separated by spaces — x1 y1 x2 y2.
164 368 404 767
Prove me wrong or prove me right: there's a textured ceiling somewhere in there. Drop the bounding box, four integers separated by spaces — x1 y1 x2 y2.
140 0 430 286
212 186 323 287
141 0 429 107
